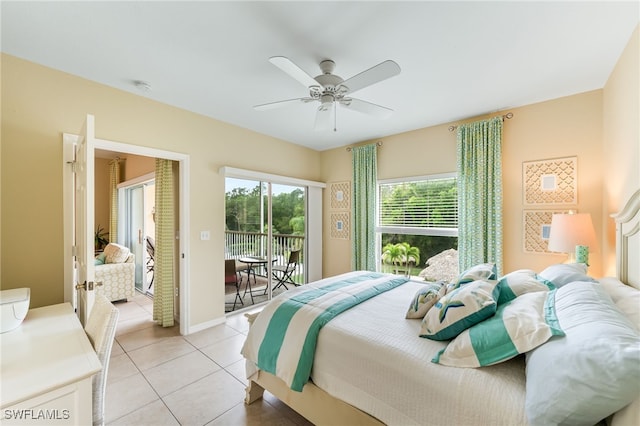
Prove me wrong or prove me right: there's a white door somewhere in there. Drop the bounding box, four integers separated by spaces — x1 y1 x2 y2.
74 114 97 325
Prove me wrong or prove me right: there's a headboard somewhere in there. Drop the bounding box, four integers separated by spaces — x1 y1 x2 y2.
612 189 640 289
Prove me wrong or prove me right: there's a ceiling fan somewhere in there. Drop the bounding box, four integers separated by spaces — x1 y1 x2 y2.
254 56 401 131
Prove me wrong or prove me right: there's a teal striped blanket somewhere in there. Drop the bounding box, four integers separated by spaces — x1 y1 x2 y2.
241 271 410 391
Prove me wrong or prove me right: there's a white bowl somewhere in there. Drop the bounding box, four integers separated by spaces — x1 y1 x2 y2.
0 288 30 333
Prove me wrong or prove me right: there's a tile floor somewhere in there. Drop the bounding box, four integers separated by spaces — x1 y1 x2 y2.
105 293 313 425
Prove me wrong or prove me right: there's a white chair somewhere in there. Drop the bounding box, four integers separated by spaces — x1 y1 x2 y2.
84 295 119 426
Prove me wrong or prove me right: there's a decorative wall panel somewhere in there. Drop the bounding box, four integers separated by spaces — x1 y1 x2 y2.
523 157 577 205
330 181 351 210
523 209 574 253
330 212 350 240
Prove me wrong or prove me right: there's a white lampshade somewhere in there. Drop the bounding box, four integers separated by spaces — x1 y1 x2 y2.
547 213 598 255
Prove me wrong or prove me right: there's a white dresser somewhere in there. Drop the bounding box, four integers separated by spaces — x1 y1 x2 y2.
1 303 102 425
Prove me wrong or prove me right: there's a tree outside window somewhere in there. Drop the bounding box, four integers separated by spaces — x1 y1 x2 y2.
377 174 458 277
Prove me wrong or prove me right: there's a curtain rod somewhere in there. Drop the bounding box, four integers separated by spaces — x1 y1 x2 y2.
448 112 514 132
346 141 383 152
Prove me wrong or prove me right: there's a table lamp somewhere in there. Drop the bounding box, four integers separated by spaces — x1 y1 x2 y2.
547 212 598 265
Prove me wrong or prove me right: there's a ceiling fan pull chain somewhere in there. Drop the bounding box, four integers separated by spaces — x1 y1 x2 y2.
334 102 337 132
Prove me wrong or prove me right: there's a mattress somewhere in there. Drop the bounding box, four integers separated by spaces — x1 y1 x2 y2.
310 279 528 426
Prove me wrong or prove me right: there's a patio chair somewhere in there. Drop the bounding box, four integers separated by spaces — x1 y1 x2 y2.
146 236 155 291
271 249 301 292
225 259 243 312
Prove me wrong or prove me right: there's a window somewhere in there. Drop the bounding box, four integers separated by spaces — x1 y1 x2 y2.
376 173 458 276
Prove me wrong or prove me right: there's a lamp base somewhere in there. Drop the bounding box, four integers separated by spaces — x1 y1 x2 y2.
575 245 589 265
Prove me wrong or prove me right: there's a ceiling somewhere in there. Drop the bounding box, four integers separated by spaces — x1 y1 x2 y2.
2 1 638 151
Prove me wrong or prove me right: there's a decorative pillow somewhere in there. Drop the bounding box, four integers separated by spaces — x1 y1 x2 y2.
95 252 107 265
525 281 640 426
405 281 446 319
447 263 497 293
538 263 596 287
103 243 130 264
420 279 500 341
432 290 563 367
497 269 555 305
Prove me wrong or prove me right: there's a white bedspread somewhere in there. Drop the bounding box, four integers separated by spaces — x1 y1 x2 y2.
310 278 528 426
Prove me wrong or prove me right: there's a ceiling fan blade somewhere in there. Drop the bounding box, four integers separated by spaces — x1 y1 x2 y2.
254 97 314 111
339 60 401 95
340 98 393 119
314 103 333 131
269 56 318 89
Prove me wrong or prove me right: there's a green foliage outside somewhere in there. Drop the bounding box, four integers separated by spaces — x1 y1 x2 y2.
381 242 420 275
380 178 458 274
225 184 305 235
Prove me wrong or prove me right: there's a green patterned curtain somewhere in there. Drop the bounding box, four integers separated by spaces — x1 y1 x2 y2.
108 159 120 243
352 144 378 271
153 159 175 327
457 116 504 275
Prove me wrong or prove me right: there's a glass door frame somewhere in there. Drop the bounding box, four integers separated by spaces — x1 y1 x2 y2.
221 167 325 308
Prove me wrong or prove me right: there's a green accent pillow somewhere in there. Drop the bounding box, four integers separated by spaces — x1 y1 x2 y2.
405 281 446 319
420 279 500 341
433 290 563 367
497 269 555 305
95 252 106 265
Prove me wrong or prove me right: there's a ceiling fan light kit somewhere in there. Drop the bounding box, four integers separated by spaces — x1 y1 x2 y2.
255 56 401 131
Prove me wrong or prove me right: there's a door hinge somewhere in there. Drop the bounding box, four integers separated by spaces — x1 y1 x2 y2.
71 245 78 257
175 287 179 297
67 160 77 173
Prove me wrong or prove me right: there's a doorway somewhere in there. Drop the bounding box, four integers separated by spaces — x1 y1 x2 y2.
64 135 191 335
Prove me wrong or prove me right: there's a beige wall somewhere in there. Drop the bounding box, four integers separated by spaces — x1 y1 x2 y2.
321 90 606 277
603 25 640 277
121 154 155 182
1 54 321 328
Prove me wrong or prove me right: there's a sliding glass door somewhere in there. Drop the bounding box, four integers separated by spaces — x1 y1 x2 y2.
120 179 156 295
224 177 306 308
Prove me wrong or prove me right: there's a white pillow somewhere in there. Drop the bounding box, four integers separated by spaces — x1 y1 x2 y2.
525 281 640 426
497 269 555 304
405 282 446 319
103 243 130 264
420 279 500 341
433 290 563 367
538 263 596 287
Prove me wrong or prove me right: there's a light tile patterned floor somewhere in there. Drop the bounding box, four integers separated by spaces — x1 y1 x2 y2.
105 293 313 426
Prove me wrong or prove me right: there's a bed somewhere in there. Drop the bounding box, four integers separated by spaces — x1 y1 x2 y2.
242 189 640 426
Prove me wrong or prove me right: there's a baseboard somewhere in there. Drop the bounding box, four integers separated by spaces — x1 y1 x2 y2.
186 316 226 335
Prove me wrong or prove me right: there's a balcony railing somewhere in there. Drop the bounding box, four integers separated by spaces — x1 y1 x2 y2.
225 231 305 284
